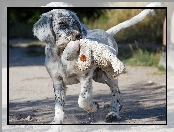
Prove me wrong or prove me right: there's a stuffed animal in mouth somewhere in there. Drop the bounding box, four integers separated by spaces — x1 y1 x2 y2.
62 39 126 79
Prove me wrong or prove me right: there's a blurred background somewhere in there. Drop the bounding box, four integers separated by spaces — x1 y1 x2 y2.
8 8 166 68
9 8 165 44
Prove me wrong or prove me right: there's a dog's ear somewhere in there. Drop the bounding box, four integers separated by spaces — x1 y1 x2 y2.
70 11 87 37
33 12 55 44
80 24 87 37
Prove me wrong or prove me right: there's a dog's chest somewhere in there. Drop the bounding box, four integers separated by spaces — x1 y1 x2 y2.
45 46 80 85
60 56 80 84
62 58 76 74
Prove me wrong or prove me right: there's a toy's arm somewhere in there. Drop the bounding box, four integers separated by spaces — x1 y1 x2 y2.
62 41 80 61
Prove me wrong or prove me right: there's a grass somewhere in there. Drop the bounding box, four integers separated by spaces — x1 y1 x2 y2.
124 48 161 67
117 43 165 74
83 9 166 44
150 66 166 75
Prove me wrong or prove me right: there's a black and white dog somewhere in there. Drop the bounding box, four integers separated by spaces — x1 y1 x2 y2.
33 5 157 124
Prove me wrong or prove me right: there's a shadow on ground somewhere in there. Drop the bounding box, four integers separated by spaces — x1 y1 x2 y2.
8 39 166 124
9 39 45 67
9 83 166 124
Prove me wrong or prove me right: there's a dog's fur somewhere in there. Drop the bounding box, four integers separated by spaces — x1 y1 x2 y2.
33 5 159 124
33 2 161 127
33 9 122 123
33 7 155 124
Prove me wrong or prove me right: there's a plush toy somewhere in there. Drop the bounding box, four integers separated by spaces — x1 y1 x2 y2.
62 39 126 79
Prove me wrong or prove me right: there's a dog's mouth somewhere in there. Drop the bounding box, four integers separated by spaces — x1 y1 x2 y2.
73 33 82 40
56 33 82 49
56 41 70 49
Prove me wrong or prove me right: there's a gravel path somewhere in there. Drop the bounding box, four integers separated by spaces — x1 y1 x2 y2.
8 42 166 125
3 40 173 132
8 65 166 125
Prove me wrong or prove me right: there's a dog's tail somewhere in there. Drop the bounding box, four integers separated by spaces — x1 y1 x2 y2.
106 2 162 36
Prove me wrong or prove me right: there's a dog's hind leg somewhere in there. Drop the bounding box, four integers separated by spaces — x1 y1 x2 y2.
103 72 122 122
78 70 99 112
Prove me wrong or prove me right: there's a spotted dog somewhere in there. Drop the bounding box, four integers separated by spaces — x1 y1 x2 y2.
33 9 121 123
33 7 155 123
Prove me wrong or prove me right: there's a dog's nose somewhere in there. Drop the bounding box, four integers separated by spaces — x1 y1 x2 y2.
75 33 82 40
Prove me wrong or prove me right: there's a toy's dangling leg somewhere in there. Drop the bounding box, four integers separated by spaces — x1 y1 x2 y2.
103 73 122 122
78 70 99 112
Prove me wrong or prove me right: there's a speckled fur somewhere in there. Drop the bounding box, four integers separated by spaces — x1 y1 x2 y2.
33 9 122 124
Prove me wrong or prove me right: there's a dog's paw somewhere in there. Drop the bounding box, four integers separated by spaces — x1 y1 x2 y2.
86 101 99 112
50 117 63 124
105 111 121 123
78 96 99 112
84 102 99 112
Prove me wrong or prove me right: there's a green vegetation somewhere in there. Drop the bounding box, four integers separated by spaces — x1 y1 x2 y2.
8 8 166 71
9 8 166 44
123 45 161 67
81 9 165 44
117 43 165 72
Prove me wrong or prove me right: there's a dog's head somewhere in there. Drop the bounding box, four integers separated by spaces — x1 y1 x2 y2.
33 9 87 48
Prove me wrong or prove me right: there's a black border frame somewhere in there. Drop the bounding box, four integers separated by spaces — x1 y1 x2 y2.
7 6 167 125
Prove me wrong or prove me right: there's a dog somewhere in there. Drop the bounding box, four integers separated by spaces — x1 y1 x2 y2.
33 7 156 124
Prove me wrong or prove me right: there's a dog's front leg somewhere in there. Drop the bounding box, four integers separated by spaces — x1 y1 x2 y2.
46 63 66 124
45 45 66 124
78 70 99 112
51 76 66 124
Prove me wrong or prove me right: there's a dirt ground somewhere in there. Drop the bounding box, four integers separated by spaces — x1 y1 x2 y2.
8 40 166 125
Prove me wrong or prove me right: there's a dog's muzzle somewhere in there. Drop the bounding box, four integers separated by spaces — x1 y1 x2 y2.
73 33 82 41
76 33 82 40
